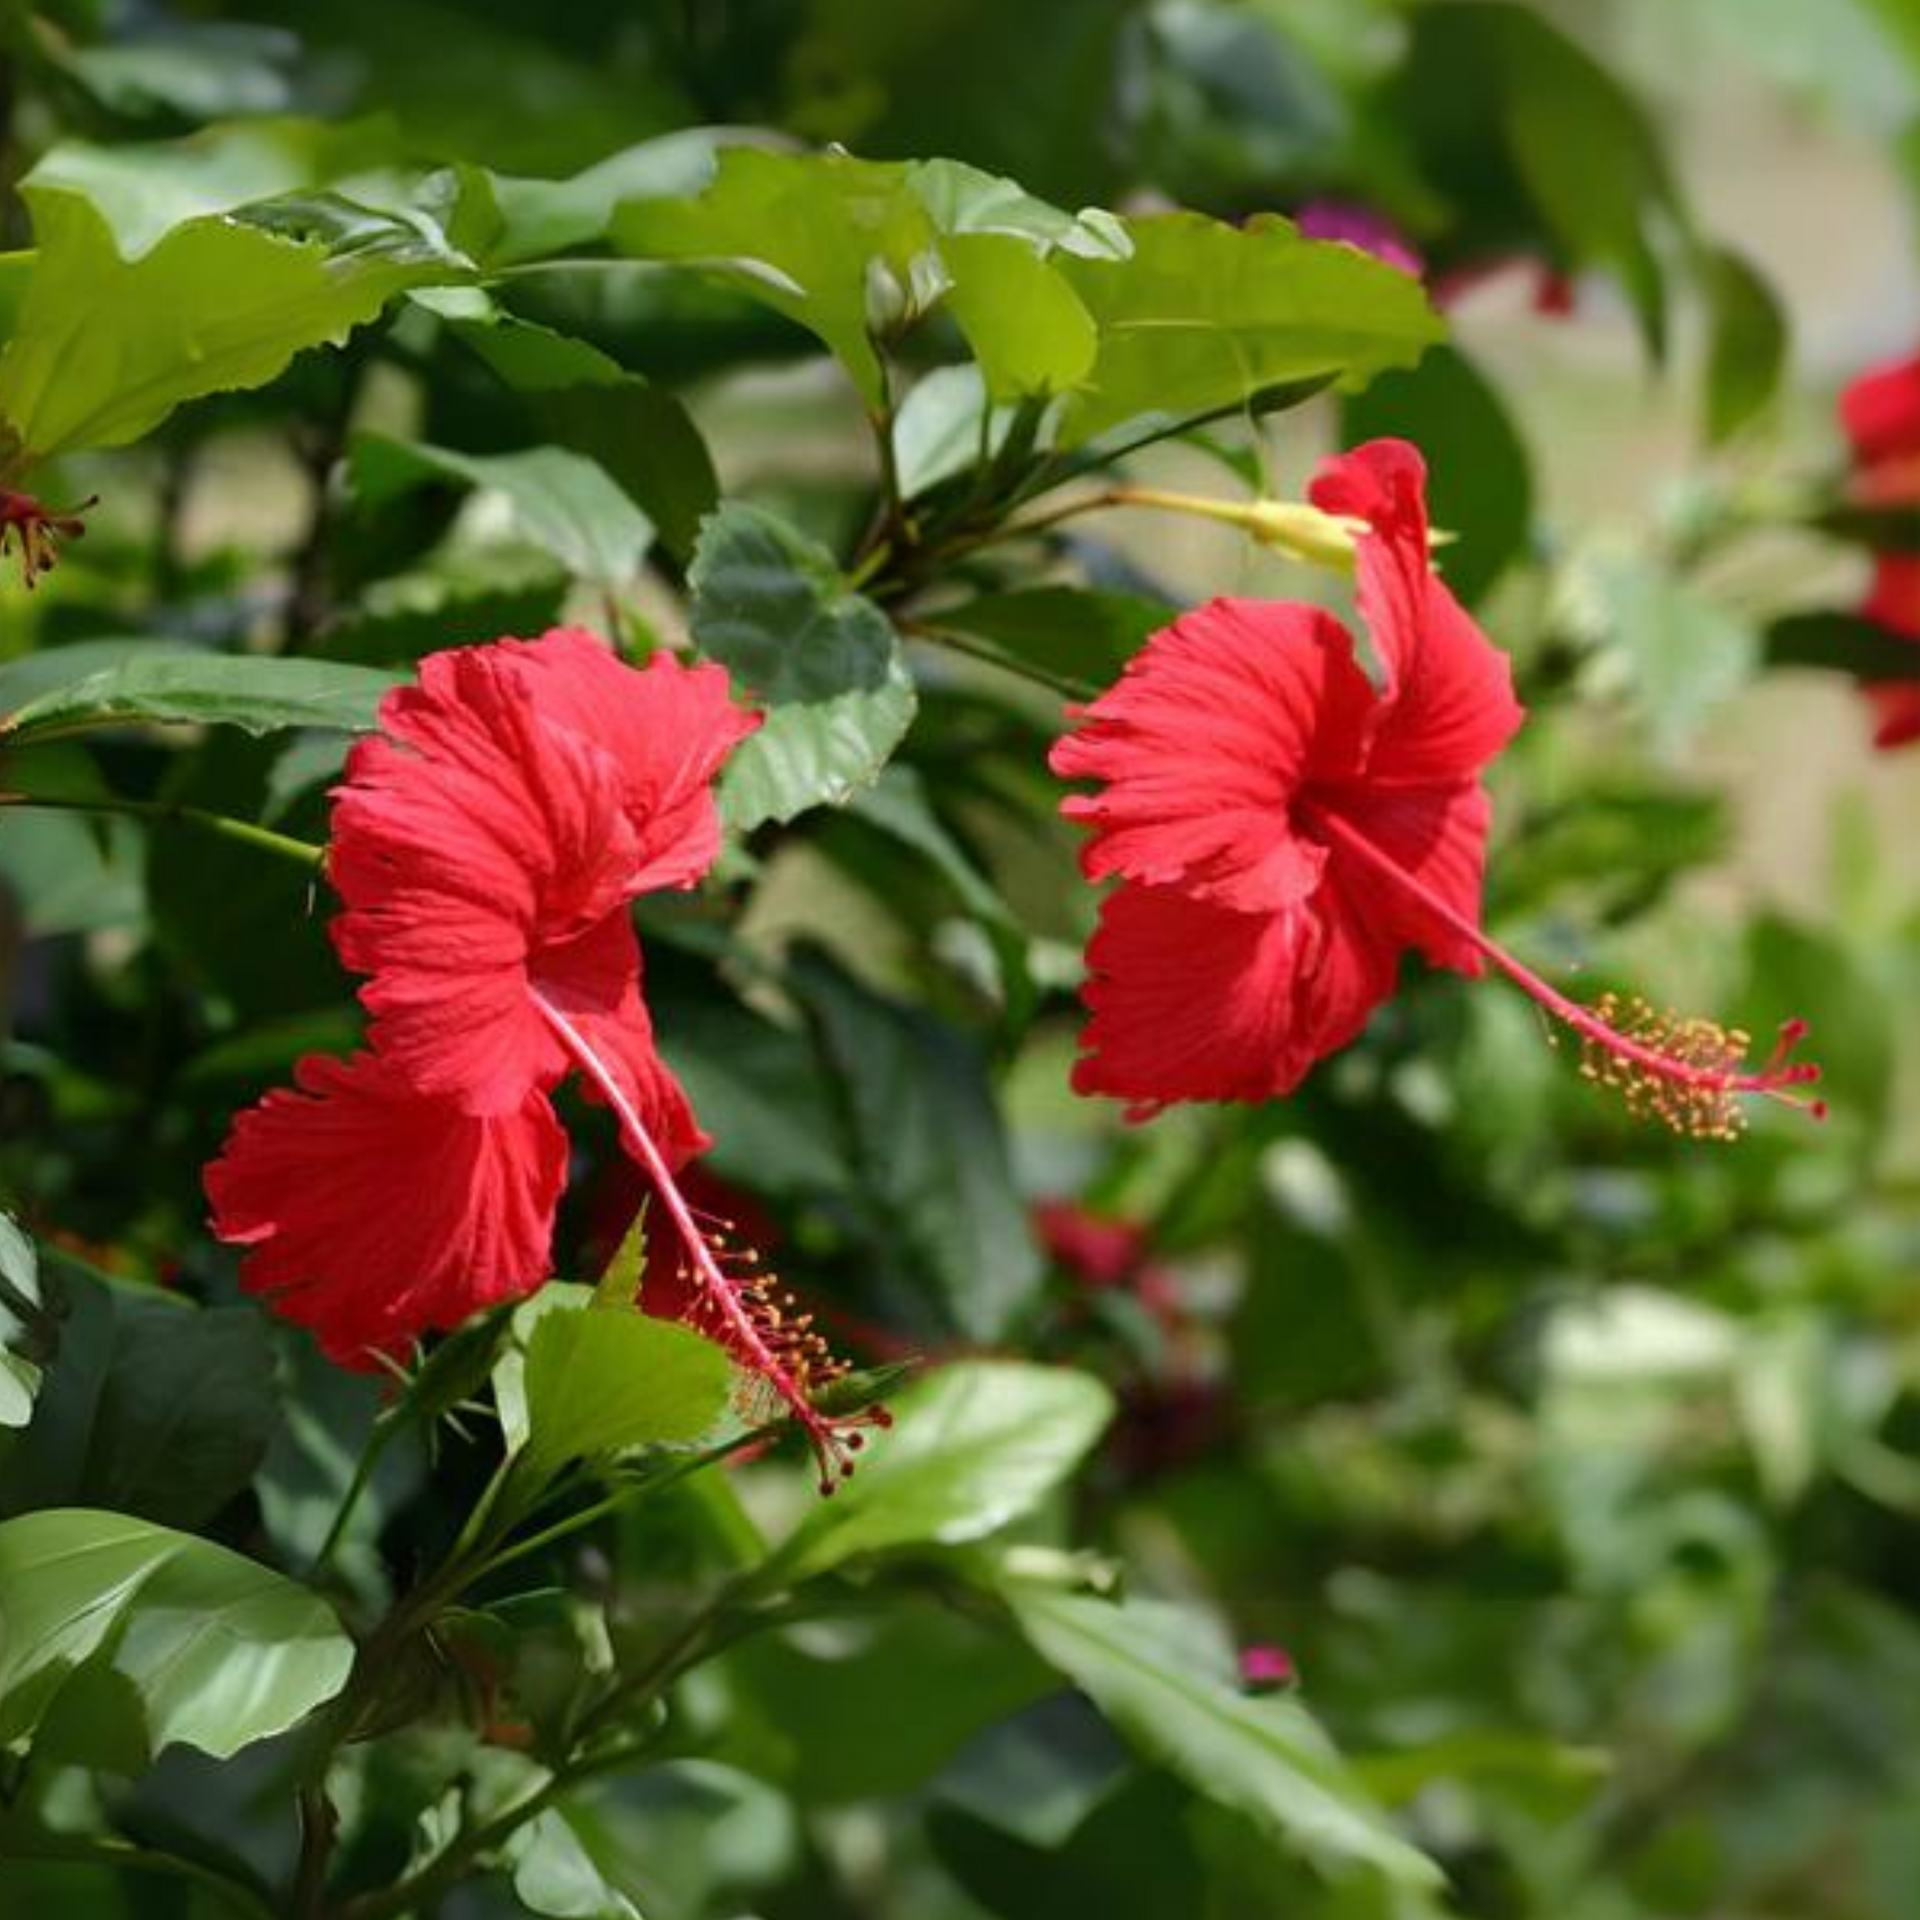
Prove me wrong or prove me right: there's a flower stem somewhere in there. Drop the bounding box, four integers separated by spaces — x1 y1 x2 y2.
0 790 324 869
1306 805 1825 1131
531 991 878 1488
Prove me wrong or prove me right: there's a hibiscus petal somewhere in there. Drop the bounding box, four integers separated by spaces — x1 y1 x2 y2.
1309 439 1523 786
205 1051 566 1366
493 631 761 893
1319 779 1492 976
331 664 641 1114
1870 682 1920 749
1070 879 1397 1117
1841 352 1920 469
530 910 710 1170
1049 599 1375 911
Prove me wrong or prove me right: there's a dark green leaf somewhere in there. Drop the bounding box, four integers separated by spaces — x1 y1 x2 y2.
927 586 1172 694
1 1258 278 1532
689 503 916 828
762 1360 1113 1583
789 945 1042 1340
0 1508 353 1770
1765 612 1920 682
1342 343 1532 603
3 650 399 744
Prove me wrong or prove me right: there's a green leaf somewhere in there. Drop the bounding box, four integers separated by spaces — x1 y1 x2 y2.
940 231 1097 400
689 503 916 829
437 298 720 562
762 1361 1112 1584
1702 246 1787 443
0 1508 353 1770
1051 211 1443 447
613 149 1116 407
1 1257 279 1532
517 1285 733 1476
614 147 940 410
1001 1586 1442 1890
509 1807 643 1920
0 182 468 459
2 649 399 744
347 436 653 589
1765 612 1920 682
931 586 1172 689
1397 4 1679 354
788 945 1042 1340
0 1214 47 1430
26 118 401 261
1342 343 1533 603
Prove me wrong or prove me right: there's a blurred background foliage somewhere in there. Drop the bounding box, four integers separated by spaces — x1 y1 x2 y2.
1 1 1919 1917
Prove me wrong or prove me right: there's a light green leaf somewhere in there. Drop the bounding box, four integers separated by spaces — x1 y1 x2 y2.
2 650 400 744
510 1807 643 1920
1052 210 1443 447
0 182 469 459
763 1361 1112 1584
517 1286 733 1476
1003 1586 1442 1890
26 117 400 261
788 945 1042 1340
614 147 941 409
689 503 916 829
0 1214 46 1430
939 231 1097 399
0 1508 353 1769
348 435 653 588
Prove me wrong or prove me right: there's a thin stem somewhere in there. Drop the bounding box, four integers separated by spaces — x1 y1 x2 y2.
903 619 1098 701
0 790 323 870
292 1783 338 1920
5 1836 280 1920
531 990 865 1485
1305 805 1823 1121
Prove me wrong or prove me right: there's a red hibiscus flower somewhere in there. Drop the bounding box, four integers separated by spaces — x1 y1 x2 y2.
1051 439 1823 1138
206 629 880 1485
1839 352 1920 749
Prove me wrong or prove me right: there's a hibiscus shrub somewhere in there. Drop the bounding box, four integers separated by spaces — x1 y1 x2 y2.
1 6 1917 1919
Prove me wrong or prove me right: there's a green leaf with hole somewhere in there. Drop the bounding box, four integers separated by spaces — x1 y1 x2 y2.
2 650 400 744
0 182 469 460
0 1509 353 1770
1001 1585 1443 1891
690 503 916 829
763 1361 1112 1585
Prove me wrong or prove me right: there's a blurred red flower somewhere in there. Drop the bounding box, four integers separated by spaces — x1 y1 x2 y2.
1052 440 1822 1137
1839 351 1920 748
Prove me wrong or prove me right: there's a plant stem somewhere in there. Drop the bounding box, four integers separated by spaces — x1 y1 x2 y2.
0 790 324 870
6 1836 281 1920
292 1783 338 1920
